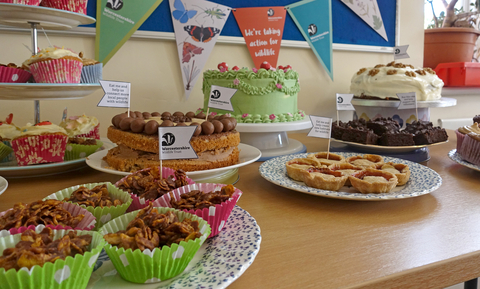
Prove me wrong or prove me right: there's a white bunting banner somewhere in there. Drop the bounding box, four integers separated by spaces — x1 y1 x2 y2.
308 116 332 139
340 0 388 41
394 45 410 60
336 94 355 111
158 126 198 160
208 85 236 111
98 80 130 108
397 92 417 110
170 0 231 100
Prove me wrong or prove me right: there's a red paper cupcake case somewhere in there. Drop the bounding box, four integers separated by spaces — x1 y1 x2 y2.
0 66 32 83
115 166 195 212
0 0 41 5
12 134 68 166
0 202 96 237
30 58 82 83
152 183 242 238
41 0 88 14
75 124 100 139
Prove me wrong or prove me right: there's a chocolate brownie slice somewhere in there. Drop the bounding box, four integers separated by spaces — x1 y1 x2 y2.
405 121 448 145
367 117 400 136
378 130 415 146
341 126 378 145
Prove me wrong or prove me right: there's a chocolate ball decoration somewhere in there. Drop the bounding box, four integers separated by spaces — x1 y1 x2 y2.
201 121 215 135
211 120 224 133
112 113 127 127
144 120 159 135
151 112 161 117
221 118 234 131
190 122 202 136
142 112 152 119
173 111 184 117
160 120 174 127
130 119 145 133
119 117 134 131
195 112 206 119
186 111 196 119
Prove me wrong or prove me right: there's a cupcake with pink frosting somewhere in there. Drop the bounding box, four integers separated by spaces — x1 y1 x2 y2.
60 114 100 139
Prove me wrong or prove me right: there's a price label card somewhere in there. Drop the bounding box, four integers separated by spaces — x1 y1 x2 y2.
336 93 355 111
394 45 409 60
158 126 198 160
208 85 236 111
98 80 131 108
397 92 417 110
307 116 332 139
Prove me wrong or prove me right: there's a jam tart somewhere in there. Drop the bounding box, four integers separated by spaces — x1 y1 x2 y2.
302 167 348 191
328 163 364 186
286 158 324 181
349 168 398 194
376 162 410 186
346 154 384 168
307 152 346 166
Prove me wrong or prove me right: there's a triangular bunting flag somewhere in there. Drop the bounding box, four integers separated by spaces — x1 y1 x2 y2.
95 0 163 64
233 7 286 69
170 0 231 100
287 0 333 80
339 0 388 42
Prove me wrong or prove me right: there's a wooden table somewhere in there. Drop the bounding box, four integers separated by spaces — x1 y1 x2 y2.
1 130 480 289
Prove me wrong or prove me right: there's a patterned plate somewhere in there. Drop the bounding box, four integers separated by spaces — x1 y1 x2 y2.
87 206 261 288
259 152 442 201
448 149 480 172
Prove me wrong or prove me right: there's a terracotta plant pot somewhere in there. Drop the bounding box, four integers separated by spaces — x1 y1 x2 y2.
424 27 480 69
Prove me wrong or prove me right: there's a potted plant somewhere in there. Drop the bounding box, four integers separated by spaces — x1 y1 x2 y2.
424 0 480 69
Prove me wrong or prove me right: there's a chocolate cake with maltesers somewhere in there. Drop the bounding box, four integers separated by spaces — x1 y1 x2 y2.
104 111 240 172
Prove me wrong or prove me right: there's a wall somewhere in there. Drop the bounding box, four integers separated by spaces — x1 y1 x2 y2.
0 0 458 138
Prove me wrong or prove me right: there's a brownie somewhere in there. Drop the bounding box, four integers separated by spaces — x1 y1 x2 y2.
405 121 448 145
367 117 400 136
378 130 415 146
474 115 480 124
341 126 378 145
331 121 347 140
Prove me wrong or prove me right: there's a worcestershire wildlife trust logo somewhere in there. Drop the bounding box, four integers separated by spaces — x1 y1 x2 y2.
395 48 400 55
107 0 123 10
308 24 317 36
267 8 274 16
337 96 344 103
162 133 175 146
210 89 221 99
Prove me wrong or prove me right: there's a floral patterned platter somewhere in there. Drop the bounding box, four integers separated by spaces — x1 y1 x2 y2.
259 152 442 201
448 149 480 172
87 205 261 289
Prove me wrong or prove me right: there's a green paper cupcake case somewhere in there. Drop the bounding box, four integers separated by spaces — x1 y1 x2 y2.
63 140 103 161
0 141 13 162
44 182 133 231
99 207 211 284
0 228 105 289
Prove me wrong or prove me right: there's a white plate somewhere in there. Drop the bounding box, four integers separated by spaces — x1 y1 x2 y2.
0 139 114 178
0 83 101 100
86 143 262 181
87 205 261 289
331 138 449 153
259 152 442 201
0 3 95 30
0 176 7 195
448 149 480 172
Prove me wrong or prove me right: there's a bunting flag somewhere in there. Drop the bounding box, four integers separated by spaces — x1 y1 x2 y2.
233 7 286 69
95 0 163 64
287 0 333 80
170 0 231 100
339 0 388 42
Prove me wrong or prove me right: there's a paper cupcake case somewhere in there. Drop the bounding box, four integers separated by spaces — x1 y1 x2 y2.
44 182 133 231
99 207 211 283
0 229 105 289
0 0 41 5
64 140 103 161
12 134 68 166
459 134 480 165
40 0 87 14
74 124 101 140
0 202 96 237
0 140 15 163
455 130 466 152
80 63 103 83
114 166 195 212
0 141 13 162
0 66 32 83
152 183 242 238
29 58 82 83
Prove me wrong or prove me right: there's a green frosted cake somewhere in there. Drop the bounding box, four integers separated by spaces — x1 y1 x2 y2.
201 63 305 123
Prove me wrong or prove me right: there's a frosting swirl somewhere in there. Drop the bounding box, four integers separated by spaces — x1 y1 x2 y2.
60 115 99 137
18 123 67 137
458 123 480 135
0 123 21 140
23 47 81 68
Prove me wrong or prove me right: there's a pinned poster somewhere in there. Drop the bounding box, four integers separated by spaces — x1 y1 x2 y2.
394 45 410 60
233 7 286 69
287 0 333 81
158 126 198 160
98 80 131 108
95 0 163 64
339 0 388 42
208 85 236 111
170 0 231 100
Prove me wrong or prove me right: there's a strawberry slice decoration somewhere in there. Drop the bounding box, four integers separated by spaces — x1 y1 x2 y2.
260 61 272 70
217 62 228 72
5 113 13 124
232 66 240 71
35 121 52 126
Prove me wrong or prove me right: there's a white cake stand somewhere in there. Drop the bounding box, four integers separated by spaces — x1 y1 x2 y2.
236 118 312 161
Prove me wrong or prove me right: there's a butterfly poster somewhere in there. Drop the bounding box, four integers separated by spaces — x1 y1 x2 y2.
169 0 231 99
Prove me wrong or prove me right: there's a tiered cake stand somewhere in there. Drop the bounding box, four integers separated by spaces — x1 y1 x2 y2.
236 118 312 161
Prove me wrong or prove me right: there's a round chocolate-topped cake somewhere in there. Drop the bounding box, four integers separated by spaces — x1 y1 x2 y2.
104 111 240 172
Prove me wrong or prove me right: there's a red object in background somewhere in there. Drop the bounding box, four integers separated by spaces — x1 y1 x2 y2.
434 62 480 87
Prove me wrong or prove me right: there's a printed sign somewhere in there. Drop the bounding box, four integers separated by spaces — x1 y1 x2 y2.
158 126 198 160
397 92 417 110
307 116 332 139
233 7 286 69
394 45 409 60
208 85 236 111
336 94 355 111
98 80 131 108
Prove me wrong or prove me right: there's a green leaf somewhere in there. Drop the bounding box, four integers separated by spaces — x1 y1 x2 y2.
373 15 383 30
